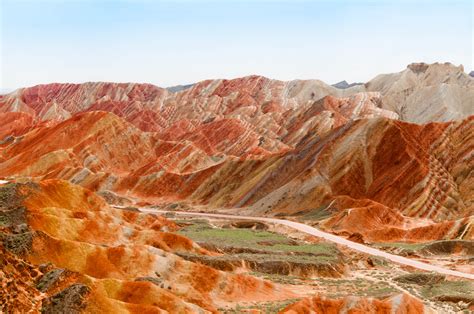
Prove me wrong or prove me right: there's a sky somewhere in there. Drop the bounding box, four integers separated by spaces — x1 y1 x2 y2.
0 0 472 91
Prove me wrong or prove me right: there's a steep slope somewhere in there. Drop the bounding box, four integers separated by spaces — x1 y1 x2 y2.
0 112 36 139
1 62 471 129
0 90 398 178
187 116 473 243
0 76 391 157
0 111 159 180
0 82 168 132
0 103 472 244
366 62 474 123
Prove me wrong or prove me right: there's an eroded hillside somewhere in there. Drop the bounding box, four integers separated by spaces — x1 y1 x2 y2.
0 62 473 313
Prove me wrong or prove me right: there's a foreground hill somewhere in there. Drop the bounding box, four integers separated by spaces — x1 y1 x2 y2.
5 180 473 313
1 180 299 312
3 180 458 313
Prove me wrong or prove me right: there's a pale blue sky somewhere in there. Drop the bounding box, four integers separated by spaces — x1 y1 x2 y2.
1 0 472 90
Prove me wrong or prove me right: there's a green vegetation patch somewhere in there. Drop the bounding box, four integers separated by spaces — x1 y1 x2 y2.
41 283 91 314
361 283 399 298
372 242 428 251
1 231 33 256
315 277 399 298
177 219 339 256
0 182 39 227
293 203 334 221
249 272 303 285
421 240 474 256
373 240 474 257
421 280 474 304
221 298 302 314
394 272 445 285
36 269 65 292
0 184 27 227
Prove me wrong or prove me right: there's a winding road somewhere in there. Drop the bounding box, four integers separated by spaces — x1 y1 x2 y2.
137 208 474 280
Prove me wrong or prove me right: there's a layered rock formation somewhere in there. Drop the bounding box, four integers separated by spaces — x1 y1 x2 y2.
0 180 294 312
0 62 472 312
0 62 472 246
1 62 471 130
1 111 471 244
366 63 474 123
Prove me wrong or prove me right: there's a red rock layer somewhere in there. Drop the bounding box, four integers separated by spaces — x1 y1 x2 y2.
0 78 396 156
0 112 36 139
1 83 167 131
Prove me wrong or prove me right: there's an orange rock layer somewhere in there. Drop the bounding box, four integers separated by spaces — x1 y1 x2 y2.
280 293 435 314
0 180 294 312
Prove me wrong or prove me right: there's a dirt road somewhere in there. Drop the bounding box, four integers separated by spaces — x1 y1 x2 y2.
138 208 474 280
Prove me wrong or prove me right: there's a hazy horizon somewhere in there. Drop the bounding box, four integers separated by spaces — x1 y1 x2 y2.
1 0 472 90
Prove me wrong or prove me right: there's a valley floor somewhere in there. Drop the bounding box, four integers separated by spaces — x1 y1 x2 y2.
136 208 474 313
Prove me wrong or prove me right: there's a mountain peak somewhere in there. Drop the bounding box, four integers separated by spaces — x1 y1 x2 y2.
407 62 464 74
406 62 430 73
332 80 364 89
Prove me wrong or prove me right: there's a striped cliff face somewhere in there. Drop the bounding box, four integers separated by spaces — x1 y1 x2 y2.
185 117 473 243
0 82 168 132
0 80 399 177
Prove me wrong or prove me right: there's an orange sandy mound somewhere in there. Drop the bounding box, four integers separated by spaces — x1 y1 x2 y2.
0 180 295 312
0 112 36 139
280 293 434 314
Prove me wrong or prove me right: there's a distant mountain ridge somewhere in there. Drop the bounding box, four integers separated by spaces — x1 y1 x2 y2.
331 80 364 89
365 62 473 122
166 83 194 93
2 62 471 125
